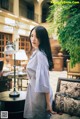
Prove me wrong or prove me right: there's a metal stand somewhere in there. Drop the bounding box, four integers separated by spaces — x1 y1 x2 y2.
9 90 20 98
9 54 20 98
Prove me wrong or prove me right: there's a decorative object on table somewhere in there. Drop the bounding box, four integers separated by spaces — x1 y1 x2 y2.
4 41 20 98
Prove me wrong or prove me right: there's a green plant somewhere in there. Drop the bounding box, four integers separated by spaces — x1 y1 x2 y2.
47 0 80 67
59 13 80 66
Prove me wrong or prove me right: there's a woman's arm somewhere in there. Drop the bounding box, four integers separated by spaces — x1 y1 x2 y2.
45 92 52 112
45 92 57 115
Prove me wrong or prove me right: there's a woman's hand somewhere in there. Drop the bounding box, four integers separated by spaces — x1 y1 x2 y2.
46 102 57 114
46 102 53 113
45 93 57 115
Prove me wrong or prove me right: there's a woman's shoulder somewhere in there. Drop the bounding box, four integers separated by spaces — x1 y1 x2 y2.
37 49 48 65
37 49 46 59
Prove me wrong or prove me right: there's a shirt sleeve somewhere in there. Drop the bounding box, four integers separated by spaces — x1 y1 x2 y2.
35 51 50 93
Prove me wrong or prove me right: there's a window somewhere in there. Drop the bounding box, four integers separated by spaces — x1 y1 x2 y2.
0 32 12 60
0 0 9 10
19 36 30 53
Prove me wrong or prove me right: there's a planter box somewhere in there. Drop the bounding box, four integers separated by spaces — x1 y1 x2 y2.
53 57 63 71
67 60 80 78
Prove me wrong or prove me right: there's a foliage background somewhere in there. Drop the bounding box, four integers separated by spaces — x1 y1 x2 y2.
47 0 80 66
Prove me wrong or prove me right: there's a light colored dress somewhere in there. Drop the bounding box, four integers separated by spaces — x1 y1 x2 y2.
23 49 53 119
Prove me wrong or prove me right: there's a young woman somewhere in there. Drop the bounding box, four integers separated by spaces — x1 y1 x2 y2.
24 26 54 119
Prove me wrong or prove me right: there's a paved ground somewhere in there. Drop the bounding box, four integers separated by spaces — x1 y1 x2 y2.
49 70 67 99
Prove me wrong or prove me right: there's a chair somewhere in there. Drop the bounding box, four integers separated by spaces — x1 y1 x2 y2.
0 60 12 92
53 77 80 117
0 60 4 76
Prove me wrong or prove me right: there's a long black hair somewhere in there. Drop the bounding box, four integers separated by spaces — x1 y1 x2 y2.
29 26 53 71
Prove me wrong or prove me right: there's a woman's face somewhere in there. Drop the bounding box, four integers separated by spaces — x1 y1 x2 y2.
30 29 40 49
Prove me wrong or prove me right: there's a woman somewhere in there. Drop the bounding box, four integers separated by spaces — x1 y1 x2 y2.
24 26 54 119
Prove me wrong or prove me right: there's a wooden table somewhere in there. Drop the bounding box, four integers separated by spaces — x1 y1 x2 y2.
17 72 28 90
3 71 28 90
0 91 26 119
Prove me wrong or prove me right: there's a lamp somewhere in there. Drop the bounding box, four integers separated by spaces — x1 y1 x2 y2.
4 41 20 98
15 49 28 73
15 49 28 60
